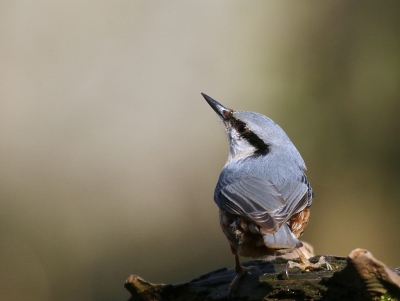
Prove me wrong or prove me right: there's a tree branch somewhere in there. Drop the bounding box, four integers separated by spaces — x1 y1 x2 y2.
125 249 400 301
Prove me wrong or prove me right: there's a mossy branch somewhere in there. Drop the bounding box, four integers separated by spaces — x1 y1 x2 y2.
125 249 400 301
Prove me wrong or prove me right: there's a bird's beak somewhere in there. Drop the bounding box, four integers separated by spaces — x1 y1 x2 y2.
201 93 231 120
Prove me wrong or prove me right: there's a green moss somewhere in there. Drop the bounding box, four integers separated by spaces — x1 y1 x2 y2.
380 292 398 301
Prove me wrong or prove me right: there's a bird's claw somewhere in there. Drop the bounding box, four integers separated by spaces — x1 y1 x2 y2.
286 255 332 278
246 265 262 274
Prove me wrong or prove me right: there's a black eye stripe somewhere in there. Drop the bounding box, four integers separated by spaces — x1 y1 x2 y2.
231 118 269 155
231 119 247 134
237 123 247 134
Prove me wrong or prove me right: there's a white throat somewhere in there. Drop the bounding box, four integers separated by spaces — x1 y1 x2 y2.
226 130 256 164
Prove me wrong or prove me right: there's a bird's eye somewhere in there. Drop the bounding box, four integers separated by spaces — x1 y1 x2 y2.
237 124 247 134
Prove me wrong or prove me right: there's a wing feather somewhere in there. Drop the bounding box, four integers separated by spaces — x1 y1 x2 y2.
218 177 285 233
217 176 310 234
273 180 309 225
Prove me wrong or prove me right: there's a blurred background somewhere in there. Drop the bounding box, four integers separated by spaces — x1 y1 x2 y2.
1 1 400 300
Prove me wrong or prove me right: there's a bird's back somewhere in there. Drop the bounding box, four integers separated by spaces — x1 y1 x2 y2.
214 147 312 235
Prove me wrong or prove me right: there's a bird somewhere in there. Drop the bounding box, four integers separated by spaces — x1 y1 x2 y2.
201 93 331 291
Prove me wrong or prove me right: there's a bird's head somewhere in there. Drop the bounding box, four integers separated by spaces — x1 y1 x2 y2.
202 93 304 166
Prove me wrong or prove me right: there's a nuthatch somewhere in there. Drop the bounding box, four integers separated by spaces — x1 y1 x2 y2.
202 93 331 291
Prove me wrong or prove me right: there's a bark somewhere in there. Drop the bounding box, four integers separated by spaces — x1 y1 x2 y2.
125 249 400 301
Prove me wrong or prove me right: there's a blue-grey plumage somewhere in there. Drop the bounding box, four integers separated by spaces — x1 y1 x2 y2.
202 93 312 254
202 93 331 290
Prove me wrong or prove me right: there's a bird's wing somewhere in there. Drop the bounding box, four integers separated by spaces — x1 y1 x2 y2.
219 177 285 233
272 179 309 226
218 177 309 234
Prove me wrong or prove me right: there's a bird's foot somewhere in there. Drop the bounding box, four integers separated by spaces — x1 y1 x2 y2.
285 249 332 278
230 265 261 293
